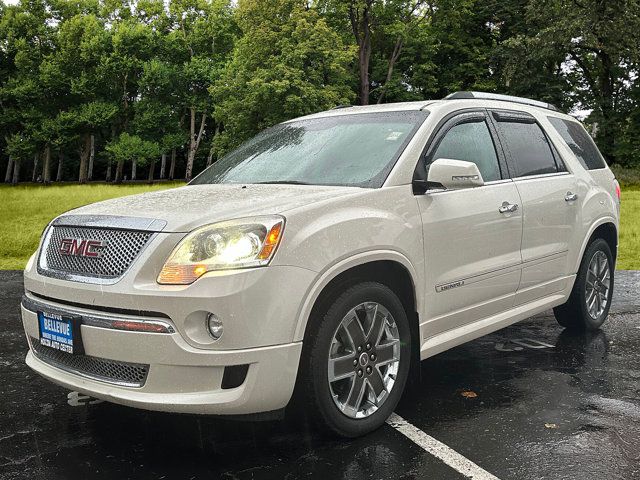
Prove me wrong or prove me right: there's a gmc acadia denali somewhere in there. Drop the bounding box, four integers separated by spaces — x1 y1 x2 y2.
21 92 621 437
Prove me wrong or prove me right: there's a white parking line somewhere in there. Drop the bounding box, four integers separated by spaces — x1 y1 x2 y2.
387 413 501 480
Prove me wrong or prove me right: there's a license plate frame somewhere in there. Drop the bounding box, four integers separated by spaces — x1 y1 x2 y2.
37 311 84 355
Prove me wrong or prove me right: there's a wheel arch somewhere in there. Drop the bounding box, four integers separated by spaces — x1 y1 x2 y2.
294 251 421 344
575 217 618 272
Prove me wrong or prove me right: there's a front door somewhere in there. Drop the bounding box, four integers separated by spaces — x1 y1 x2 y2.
415 111 523 341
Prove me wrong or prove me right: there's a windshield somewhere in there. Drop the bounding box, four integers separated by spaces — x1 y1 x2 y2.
190 111 428 188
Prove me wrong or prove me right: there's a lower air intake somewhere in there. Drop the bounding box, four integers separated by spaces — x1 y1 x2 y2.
30 337 149 387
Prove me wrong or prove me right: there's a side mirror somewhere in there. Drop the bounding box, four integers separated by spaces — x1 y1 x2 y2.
426 158 485 190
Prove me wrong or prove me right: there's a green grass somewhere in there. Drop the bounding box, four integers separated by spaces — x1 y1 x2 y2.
618 186 640 270
0 182 638 270
0 182 183 269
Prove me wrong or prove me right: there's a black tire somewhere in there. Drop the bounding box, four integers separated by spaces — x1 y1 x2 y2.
296 282 412 438
554 238 614 331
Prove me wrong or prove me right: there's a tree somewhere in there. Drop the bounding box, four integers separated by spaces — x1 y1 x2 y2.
0 0 57 183
5 132 36 184
167 0 236 180
211 0 354 154
494 0 640 164
105 132 160 180
161 131 186 180
319 0 435 105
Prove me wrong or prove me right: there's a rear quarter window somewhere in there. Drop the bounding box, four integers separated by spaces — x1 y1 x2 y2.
547 117 607 170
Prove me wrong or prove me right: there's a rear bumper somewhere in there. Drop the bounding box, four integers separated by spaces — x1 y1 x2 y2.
22 302 302 414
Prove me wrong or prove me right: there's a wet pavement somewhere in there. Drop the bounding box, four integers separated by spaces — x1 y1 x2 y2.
1 270 639 480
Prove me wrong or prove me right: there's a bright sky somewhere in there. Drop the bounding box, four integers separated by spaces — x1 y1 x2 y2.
2 0 20 5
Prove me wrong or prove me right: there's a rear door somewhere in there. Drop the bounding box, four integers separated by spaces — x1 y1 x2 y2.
416 110 523 337
489 109 582 305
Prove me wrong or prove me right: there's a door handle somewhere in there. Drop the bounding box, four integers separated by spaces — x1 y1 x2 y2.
565 191 578 202
499 201 518 214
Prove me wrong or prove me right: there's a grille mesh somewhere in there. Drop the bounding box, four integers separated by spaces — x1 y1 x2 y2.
30 337 149 387
41 226 153 279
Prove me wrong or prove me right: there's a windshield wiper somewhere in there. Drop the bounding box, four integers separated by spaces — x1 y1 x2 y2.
255 180 312 185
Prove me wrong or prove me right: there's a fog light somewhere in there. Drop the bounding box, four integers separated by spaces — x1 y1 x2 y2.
206 313 223 340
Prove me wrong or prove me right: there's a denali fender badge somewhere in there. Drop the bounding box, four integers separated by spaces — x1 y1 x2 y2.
435 280 465 292
59 238 108 258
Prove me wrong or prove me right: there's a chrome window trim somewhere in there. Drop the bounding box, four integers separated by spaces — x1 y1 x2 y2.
425 178 515 195
22 292 175 334
512 171 571 181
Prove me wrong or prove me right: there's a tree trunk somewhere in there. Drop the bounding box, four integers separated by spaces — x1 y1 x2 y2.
358 34 371 105
78 134 91 184
185 108 206 181
377 37 403 105
160 153 167 179
11 160 20 185
42 145 51 184
4 157 13 183
148 160 155 183
597 50 615 164
131 159 137 181
32 152 39 182
56 152 64 181
106 160 112 182
115 160 124 183
169 148 176 180
349 1 373 105
88 134 95 181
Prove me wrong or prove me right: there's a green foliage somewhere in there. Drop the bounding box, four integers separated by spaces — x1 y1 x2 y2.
211 0 354 154
105 132 160 167
494 0 640 165
5 132 35 162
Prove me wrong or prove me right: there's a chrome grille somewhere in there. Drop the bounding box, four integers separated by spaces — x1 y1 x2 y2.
39 226 153 280
30 337 149 387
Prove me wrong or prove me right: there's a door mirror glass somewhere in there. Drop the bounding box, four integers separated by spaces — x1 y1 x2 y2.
426 158 485 189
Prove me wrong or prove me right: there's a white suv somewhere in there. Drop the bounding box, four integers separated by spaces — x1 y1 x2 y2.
21 92 621 437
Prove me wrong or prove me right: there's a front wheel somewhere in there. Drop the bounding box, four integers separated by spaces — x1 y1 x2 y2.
554 238 614 331
297 282 412 437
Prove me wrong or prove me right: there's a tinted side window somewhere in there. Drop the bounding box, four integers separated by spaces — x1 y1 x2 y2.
498 121 557 177
431 120 501 182
548 117 606 170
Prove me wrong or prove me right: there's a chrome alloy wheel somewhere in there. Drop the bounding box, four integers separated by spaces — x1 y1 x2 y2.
327 302 401 419
585 250 611 319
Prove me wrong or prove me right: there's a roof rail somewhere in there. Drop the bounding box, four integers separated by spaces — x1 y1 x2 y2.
444 91 560 112
331 104 352 110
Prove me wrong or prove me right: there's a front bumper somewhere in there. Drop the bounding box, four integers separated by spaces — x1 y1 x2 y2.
22 300 303 414
22 232 317 413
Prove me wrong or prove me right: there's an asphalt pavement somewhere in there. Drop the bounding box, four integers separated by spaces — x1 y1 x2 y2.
1 270 639 480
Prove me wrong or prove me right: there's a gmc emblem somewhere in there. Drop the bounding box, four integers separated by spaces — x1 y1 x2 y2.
59 238 107 258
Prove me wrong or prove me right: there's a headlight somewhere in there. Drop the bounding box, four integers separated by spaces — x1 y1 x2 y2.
157 215 284 285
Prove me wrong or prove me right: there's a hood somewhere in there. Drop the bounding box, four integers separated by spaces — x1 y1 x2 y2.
63 184 362 232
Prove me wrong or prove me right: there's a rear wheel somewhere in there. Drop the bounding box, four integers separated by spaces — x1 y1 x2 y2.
554 238 614 331
297 282 411 437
